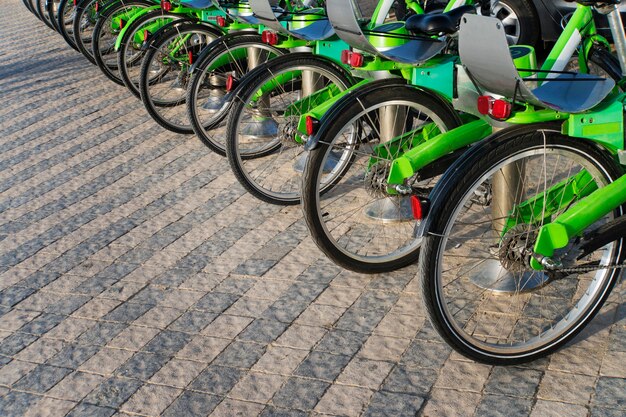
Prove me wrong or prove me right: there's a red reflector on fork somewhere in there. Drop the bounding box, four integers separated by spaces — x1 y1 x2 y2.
305 116 319 136
226 74 235 92
143 30 149 42
188 51 193 65
410 196 423 220
216 16 226 27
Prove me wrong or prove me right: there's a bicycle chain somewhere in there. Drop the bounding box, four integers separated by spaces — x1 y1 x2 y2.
521 262 626 275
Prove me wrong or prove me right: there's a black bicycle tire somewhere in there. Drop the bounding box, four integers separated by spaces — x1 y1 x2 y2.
419 127 625 365
302 84 462 273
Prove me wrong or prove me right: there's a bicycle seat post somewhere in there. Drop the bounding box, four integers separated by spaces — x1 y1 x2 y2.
604 3 626 76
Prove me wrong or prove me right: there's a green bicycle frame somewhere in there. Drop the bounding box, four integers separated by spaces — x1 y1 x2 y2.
385 3 613 197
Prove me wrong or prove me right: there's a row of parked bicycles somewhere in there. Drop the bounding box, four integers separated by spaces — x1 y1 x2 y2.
24 0 626 365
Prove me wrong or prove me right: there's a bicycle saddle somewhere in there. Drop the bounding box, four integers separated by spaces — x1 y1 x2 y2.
180 0 215 9
405 5 475 36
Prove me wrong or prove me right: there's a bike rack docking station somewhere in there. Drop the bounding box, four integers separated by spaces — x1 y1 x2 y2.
195 1 261 112
243 0 336 162
458 14 616 293
329 0 448 222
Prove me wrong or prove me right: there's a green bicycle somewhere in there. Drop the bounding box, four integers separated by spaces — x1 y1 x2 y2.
298 0 567 273
418 0 626 364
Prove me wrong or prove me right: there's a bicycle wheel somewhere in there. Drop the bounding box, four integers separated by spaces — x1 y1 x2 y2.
186 34 284 153
37 0 57 29
302 83 462 273
226 54 354 205
419 127 625 364
57 0 79 51
46 0 62 32
92 0 153 84
139 26 240 133
23 0 36 15
73 0 102 64
117 10 179 97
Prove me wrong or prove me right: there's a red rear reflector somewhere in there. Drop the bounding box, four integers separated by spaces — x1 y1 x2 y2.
350 52 364 67
188 51 193 65
410 196 423 220
477 95 511 120
340 49 351 65
261 30 278 45
217 16 226 27
477 95 493 115
73 0 76 5
491 99 512 120
95 1 99 12
161 0 172 11
226 74 235 92
305 116 318 136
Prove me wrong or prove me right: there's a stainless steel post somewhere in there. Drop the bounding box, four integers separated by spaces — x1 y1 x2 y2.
471 153 548 293
607 5 626 76
364 104 413 222
241 46 278 138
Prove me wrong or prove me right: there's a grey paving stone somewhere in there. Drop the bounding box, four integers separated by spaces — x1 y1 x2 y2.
335 308 387 334
0 333 38 356
475 394 534 417
169 310 217 333
83 377 143 408
382 366 439 396
591 406 626 417
22 271 61 289
65 403 116 417
485 367 543 397
0 286 36 307
213 277 256 295
352 291 400 311
142 330 193 356
190 366 244 395
213 341 266 369
47 344 101 369
12 364 72 392
260 406 308 417
19 313 65 335
77 322 127 346
362 391 425 417
116 352 170 380
271 377 330 411
102 302 154 323
194 292 240 313
316 329 370 356
294 351 351 381
234 259 278 276
44 295 92 315
162 391 222 417
262 300 309 323
401 340 451 369
153 268 196 287
593 376 626 409
238 319 289 344
0 391 41 417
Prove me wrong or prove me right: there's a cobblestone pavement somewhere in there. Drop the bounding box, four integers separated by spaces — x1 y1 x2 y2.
1 1 625 416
